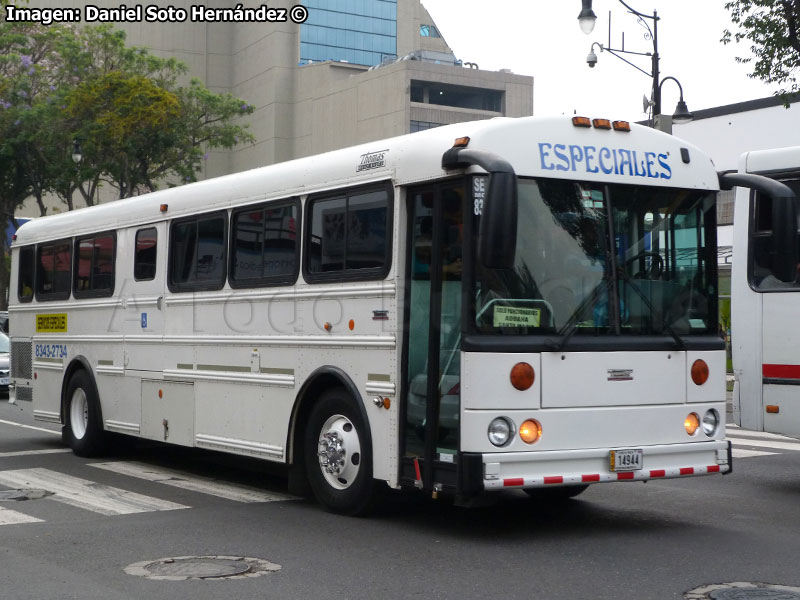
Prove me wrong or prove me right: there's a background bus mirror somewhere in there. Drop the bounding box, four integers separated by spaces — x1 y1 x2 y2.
479 172 518 269
771 194 800 283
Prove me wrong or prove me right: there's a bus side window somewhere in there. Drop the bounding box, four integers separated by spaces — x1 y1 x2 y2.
305 183 392 282
168 212 227 292
230 200 299 287
74 233 115 298
18 246 34 302
36 240 72 301
751 184 800 290
134 228 158 281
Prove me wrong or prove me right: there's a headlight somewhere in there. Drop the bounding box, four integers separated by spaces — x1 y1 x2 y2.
702 409 720 436
488 417 514 447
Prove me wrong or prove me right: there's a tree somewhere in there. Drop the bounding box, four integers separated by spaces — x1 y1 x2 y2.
723 0 800 102
0 22 256 307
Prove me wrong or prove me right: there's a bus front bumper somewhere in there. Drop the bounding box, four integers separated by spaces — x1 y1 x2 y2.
479 440 732 490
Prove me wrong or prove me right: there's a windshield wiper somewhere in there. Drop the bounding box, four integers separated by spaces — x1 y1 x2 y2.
615 268 686 350
548 275 613 351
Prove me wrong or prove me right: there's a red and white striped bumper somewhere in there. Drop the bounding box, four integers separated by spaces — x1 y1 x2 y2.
482 440 731 490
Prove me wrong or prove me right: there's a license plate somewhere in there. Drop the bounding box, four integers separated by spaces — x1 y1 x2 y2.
610 449 643 472
0 378 8 386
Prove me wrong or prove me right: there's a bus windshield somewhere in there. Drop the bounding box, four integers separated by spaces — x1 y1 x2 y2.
474 178 717 338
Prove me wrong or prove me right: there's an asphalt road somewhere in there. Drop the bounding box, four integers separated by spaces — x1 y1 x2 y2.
2 396 800 600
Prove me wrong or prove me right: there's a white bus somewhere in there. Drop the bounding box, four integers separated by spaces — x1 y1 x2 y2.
730 146 800 437
12 115 771 514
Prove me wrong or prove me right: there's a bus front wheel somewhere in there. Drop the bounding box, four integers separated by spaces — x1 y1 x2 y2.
304 389 374 515
63 370 106 457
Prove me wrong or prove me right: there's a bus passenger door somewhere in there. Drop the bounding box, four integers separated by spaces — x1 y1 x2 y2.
403 181 465 494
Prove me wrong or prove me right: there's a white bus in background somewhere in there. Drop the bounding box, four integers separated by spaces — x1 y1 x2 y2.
730 146 800 437
12 115 781 514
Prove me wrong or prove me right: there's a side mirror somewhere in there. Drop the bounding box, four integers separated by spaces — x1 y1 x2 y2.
479 172 518 269
719 172 798 283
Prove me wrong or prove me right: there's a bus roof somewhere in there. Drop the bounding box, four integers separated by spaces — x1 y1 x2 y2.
14 115 719 246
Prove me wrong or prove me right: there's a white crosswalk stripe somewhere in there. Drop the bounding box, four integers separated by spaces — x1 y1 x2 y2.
0 468 188 517
726 425 800 458
0 506 44 525
89 461 296 503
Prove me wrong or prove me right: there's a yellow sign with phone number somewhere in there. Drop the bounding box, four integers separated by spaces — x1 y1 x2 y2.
36 313 67 333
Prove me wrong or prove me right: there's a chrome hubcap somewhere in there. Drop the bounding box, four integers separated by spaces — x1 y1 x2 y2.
317 414 361 490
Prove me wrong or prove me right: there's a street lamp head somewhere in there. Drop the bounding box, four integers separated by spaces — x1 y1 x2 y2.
671 98 693 124
578 0 597 34
71 139 82 164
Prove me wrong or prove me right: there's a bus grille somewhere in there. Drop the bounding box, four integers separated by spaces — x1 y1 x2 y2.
11 341 32 379
15 386 32 403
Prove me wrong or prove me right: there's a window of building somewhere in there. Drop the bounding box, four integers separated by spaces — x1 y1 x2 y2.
299 0 398 67
749 179 800 291
410 120 444 133
36 239 72 301
74 232 115 298
410 80 503 112
305 184 392 281
231 200 300 287
420 24 441 38
134 227 158 281
17 246 34 303
169 212 227 292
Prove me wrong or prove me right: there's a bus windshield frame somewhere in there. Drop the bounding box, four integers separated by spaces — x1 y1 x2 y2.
469 177 719 348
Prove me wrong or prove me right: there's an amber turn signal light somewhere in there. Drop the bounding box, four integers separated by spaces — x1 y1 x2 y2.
519 419 542 444
510 362 535 391
691 359 709 386
685 412 700 436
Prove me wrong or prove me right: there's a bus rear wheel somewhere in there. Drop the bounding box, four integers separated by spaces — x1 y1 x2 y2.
304 390 374 515
63 370 106 457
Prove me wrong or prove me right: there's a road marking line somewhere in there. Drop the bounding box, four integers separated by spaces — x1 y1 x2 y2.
0 506 44 525
0 468 188 516
0 419 60 436
731 448 779 458
0 449 72 458
90 461 296 503
726 427 797 442
727 437 800 452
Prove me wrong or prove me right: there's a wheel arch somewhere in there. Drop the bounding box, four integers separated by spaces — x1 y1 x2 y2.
287 366 371 468
60 356 103 427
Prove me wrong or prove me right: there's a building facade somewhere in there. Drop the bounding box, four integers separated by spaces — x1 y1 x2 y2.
17 0 533 215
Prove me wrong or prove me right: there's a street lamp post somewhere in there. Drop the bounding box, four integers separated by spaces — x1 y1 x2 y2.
577 0 692 133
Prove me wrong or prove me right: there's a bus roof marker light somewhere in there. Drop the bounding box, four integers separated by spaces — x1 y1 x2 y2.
572 116 591 128
160 204 168 212
453 136 470 148
612 121 631 132
592 118 611 130
766 405 780 414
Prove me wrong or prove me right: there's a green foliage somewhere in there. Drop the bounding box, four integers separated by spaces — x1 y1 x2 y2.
0 22 255 206
723 0 800 102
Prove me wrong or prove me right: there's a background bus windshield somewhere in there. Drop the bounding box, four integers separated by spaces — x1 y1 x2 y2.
473 178 717 337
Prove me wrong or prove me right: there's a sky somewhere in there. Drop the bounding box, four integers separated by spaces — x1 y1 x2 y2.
420 0 776 123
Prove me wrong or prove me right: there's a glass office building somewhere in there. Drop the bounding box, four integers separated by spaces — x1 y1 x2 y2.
300 0 397 66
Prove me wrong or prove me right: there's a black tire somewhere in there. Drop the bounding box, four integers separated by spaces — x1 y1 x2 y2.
63 370 106 457
304 389 374 515
524 484 589 502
